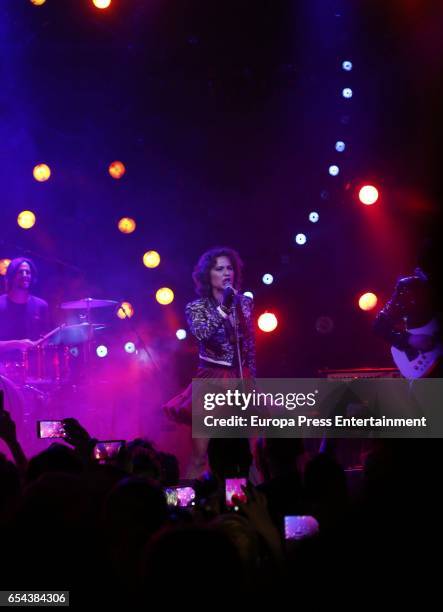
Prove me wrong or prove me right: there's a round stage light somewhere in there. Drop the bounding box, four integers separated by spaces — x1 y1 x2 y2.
33 163 51 182
358 292 378 311
176 329 187 340
342 88 353 99
30 0 46 6
118 217 136 234
124 342 136 354
143 250 161 268
342 60 353 71
329 165 339 176
96 345 108 358
0 259 11 276
358 185 379 206
243 291 254 300
258 312 278 333
262 274 273 285
117 301 134 319
309 212 319 223
69 347 79 358
156 287 174 305
92 0 111 8
335 141 346 152
295 233 307 245
17 210 36 229
108 161 125 179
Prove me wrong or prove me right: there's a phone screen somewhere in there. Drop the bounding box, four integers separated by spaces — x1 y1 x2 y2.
37 420 66 439
284 516 320 540
93 440 124 461
165 486 196 508
225 478 247 507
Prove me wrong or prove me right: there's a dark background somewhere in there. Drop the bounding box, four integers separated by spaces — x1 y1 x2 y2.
1 0 442 382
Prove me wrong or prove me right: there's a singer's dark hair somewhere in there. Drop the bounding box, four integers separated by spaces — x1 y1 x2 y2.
192 247 243 297
5 257 38 291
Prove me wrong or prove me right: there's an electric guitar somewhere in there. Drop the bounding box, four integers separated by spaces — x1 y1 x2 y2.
391 318 442 378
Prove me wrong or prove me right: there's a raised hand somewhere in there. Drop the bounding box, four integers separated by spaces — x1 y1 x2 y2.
0 408 17 443
233 482 283 560
62 417 94 456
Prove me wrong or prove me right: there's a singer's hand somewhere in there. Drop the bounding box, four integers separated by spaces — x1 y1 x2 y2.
222 286 236 310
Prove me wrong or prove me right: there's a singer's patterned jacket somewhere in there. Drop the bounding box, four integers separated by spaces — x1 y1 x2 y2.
185 294 256 377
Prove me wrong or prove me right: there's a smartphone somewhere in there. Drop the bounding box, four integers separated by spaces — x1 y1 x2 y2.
37 420 66 439
93 440 125 461
225 478 247 507
284 516 320 540
165 486 196 508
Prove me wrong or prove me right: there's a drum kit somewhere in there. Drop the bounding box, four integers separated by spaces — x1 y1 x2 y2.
0 298 118 388
0 298 120 435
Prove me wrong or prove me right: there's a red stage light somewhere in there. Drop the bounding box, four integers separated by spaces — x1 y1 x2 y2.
358 292 378 311
358 185 379 206
258 312 278 333
92 0 111 8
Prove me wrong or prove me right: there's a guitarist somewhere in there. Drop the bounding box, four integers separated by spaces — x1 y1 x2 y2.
374 239 443 377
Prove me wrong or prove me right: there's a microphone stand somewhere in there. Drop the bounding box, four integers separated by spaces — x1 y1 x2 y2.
231 296 243 381
119 304 160 373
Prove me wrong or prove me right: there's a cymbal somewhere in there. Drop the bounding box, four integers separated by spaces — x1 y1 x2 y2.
60 298 119 310
42 323 106 346
63 323 106 332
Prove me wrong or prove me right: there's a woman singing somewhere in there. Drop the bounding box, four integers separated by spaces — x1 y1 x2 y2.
164 246 256 478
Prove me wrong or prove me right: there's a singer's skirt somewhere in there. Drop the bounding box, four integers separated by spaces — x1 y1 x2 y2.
164 361 252 426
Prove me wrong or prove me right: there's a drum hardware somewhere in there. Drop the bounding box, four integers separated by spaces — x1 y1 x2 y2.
60 297 117 373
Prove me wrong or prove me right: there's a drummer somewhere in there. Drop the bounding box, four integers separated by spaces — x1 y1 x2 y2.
0 257 50 362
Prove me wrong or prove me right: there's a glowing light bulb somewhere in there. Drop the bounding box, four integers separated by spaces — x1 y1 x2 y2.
358 292 378 311
143 251 161 268
33 163 51 182
118 217 136 234
358 185 379 206
108 161 125 179
17 211 36 229
258 312 278 333
117 302 134 319
156 287 174 305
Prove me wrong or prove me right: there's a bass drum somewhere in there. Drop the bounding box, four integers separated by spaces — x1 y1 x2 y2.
0 374 47 458
0 358 27 385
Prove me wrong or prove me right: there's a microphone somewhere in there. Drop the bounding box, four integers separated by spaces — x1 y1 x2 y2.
222 284 236 310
